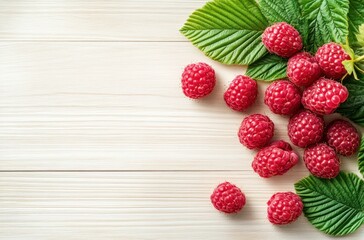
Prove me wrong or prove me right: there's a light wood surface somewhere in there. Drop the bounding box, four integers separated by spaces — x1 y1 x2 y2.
0 1 363 239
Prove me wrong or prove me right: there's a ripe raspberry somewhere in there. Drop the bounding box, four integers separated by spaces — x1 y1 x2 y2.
268 140 292 150
325 119 360 156
181 62 216 99
288 110 324 148
315 43 351 80
262 22 303 58
224 75 258 112
210 182 246 214
264 80 302 115
304 143 340 179
252 141 299 178
267 192 303 225
302 78 349 115
238 114 274 149
287 52 321 87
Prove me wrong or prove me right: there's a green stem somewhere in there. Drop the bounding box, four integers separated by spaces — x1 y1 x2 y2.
354 55 364 62
341 73 348 82
353 68 358 80
355 65 364 74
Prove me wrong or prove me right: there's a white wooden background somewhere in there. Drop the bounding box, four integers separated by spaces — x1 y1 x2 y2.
0 1 363 239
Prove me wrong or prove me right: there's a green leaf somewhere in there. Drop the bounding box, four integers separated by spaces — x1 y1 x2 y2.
295 172 364 236
246 54 287 81
355 47 364 56
337 74 364 126
180 0 269 65
296 18 310 48
259 0 301 24
298 0 350 53
358 138 364 177
357 24 364 47
348 0 364 45
353 24 364 54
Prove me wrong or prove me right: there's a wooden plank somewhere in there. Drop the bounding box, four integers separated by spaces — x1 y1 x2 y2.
0 0 204 41
2 171 361 240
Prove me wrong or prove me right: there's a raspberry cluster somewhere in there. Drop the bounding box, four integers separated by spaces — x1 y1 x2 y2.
238 114 274 150
210 182 246 214
264 80 301 115
325 120 360 156
262 22 302 58
252 141 299 178
287 52 321 87
288 110 324 148
267 192 303 225
316 43 351 80
302 78 348 115
224 75 258 111
181 62 216 99
304 143 340 179
260 23 358 181
181 21 361 225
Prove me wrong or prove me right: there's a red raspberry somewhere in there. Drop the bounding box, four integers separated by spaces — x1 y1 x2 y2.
252 141 299 178
238 114 274 149
262 22 303 58
264 80 302 115
268 139 292 150
288 110 324 148
302 78 349 115
181 62 216 99
325 119 360 156
210 182 246 214
287 52 321 87
315 43 351 80
304 143 340 179
267 192 303 225
224 75 258 111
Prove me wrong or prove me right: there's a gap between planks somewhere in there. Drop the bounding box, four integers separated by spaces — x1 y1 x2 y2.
0 170 243 173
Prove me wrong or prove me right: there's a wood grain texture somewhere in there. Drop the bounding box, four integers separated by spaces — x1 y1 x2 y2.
0 42 360 171
0 0 363 239
0 0 203 41
0 42 295 171
1 172 363 240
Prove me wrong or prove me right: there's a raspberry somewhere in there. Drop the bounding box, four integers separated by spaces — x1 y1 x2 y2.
238 114 274 149
269 139 292 150
264 80 302 115
181 62 216 99
287 52 321 87
315 43 351 80
262 22 303 58
325 119 360 156
302 78 349 115
267 192 303 225
252 141 299 178
288 110 324 148
224 75 258 112
304 143 340 179
210 182 246 214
